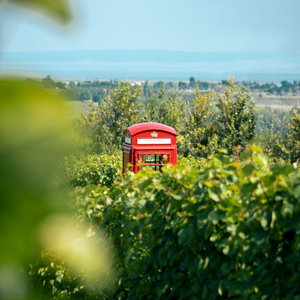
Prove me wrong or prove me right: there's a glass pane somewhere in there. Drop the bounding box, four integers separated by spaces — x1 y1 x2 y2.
145 154 155 163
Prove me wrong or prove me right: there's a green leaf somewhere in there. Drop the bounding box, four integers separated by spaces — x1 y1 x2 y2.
138 199 147 207
208 186 221 202
240 149 252 160
106 197 113 205
250 145 262 153
222 245 230 255
290 170 300 186
218 149 228 154
292 185 300 200
8 0 71 23
281 203 294 217
253 153 268 167
270 211 277 228
220 262 231 275
178 227 190 245
208 210 220 223
271 161 294 176
170 193 184 200
241 164 254 176
218 280 224 296
255 231 268 246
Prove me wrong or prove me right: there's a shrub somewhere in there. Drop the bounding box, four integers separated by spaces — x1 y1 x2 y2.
75 147 300 300
55 153 122 188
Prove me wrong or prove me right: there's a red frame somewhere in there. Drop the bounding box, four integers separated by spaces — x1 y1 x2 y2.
122 123 177 174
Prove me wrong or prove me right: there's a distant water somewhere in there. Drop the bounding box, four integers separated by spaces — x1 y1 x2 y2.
1 50 300 82
1 62 300 82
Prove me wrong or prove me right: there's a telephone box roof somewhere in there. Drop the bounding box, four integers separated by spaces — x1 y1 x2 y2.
126 122 177 136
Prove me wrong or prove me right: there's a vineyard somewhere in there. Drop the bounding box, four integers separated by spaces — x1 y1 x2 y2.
32 149 300 300
2 73 300 299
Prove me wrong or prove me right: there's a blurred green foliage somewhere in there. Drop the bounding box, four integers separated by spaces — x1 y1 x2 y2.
0 80 74 300
0 80 72 263
4 0 71 23
29 236 114 300
0 1 75 298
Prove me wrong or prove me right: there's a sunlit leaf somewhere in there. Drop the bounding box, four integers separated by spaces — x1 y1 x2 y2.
253 153 268 167
7 0 71 23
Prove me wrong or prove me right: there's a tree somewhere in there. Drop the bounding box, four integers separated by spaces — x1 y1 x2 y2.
93 81 143 151
80 89 92 100
55 81 65 89
177 84 215 157
189 77 196 88
214 78 256 153
41 75 55 88
69 81 76 88
25 78 40 87
153 81 164 89
59 88 81 100
143 80 148 96
178 81 187 90
221 79 229 86
281 80 292 93
197 81 209 90
285 109 300 162
141 85 186 133
165 82 173 88
281 80 291 88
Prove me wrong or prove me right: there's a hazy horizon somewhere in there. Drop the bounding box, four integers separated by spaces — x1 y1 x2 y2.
1 49 300 82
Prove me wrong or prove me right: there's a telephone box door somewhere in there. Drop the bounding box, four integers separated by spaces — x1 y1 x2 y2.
134 149 174 173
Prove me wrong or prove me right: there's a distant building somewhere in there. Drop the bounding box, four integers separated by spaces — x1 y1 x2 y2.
110 79 119 83
130 81 142 86
256 82 264 86
294 90 300 96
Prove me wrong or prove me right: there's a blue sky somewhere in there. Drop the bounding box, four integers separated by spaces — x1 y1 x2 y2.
1 0 300 54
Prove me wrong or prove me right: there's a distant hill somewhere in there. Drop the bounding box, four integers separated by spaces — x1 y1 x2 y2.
1 50 300 64
1 50 300 82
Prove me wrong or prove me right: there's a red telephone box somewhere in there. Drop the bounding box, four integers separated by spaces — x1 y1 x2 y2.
122 122 177 173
